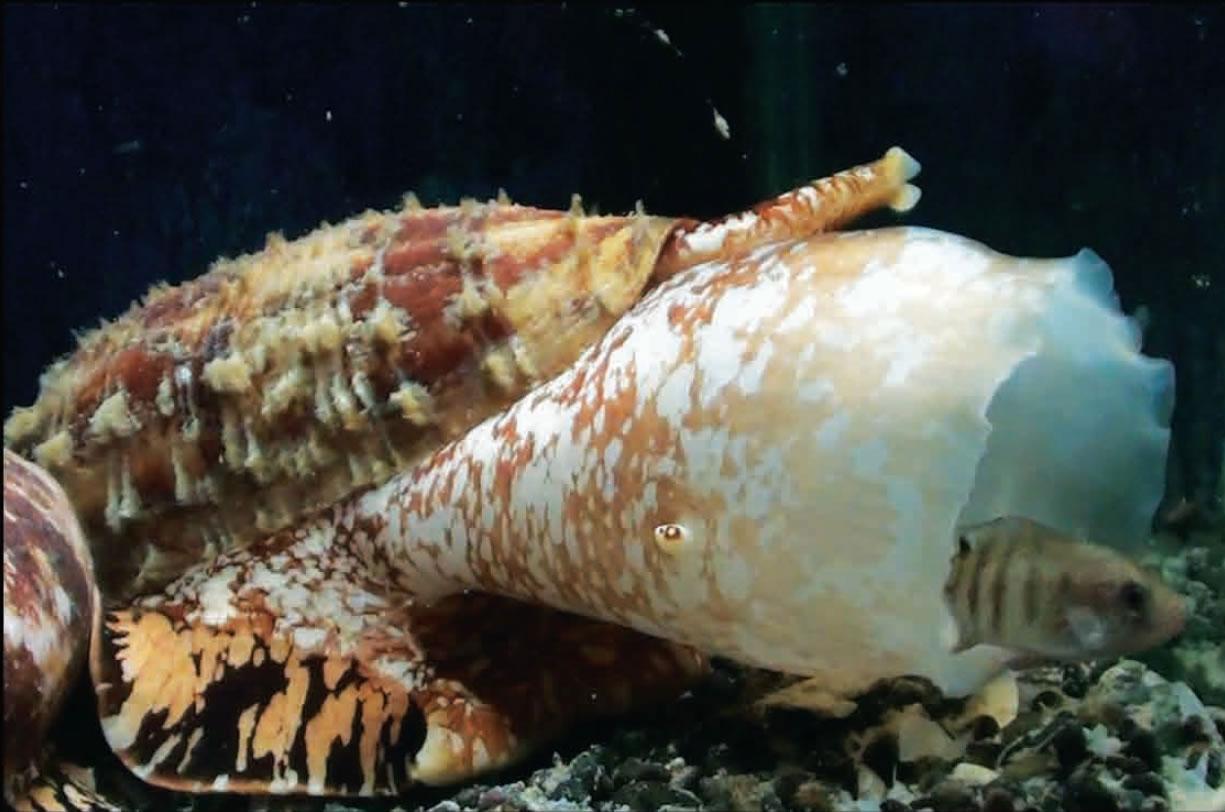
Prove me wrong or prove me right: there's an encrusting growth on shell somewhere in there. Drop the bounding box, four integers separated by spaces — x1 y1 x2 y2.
4 194 681 599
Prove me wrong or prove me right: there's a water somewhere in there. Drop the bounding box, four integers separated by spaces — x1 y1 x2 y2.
3 5 1222 810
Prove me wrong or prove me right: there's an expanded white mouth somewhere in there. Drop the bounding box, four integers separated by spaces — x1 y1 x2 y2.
958 246 1173 551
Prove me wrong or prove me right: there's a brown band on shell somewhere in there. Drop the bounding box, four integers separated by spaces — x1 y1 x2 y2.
3 450 98 805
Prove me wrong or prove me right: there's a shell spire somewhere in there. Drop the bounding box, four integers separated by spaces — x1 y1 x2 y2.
654 146 921 281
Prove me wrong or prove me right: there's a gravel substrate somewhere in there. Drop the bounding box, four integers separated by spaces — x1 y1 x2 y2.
22 534 1225 812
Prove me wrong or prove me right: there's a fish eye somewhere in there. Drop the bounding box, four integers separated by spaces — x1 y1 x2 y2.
1119 580 1148 614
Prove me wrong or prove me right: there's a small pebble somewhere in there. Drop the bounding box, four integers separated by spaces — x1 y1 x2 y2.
862 735 899 787
1051 723 1088 774
1179 715 1211 745
1124 729 1161 770
1031 690 1063 710
701 742 733 773
965 740 1003 767
789 780 835 812
1063 774 1119 812
668 763 701 791
1122 771 1166 797
981 785 1017 812
612 757 670 785
923 779 976 812
476 785 515 809
770 766 810 806
610 780 700 812
949 762 998 786
449 785 485 807
1106 754 1150 774
971 714 1001 740
1062 666 1090 699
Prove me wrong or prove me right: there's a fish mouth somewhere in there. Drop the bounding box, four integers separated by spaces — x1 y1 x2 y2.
1164 596 1189 641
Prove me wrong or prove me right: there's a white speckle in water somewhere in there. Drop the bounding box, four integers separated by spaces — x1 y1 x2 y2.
713 108 731 140
836 62 849 77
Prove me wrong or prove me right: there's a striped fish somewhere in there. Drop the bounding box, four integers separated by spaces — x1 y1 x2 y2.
943 516 1185 663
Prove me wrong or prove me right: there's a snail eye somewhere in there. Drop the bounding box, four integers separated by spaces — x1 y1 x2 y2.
1119 580 1148 614
653 523 689 553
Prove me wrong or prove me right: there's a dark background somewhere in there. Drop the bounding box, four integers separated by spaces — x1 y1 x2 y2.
4 3 1222 511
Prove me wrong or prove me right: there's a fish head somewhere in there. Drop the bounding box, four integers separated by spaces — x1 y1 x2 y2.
1055 548 1186 659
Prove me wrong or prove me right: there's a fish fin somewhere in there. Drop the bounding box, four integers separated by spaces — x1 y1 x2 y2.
950 637 976 654
941 615 975 653
90 521 707 796
1065 606 1107 650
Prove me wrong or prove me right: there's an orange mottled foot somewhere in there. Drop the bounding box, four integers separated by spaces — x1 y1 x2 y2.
8 757 124 812
90 520 707 797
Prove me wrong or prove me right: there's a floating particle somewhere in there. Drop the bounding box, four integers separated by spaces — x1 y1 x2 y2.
713 108 731 140
836 62 849 77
